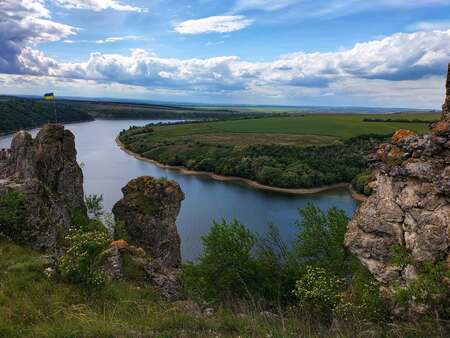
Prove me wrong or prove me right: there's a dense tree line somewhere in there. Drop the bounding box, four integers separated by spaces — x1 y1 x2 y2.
120 128 386 189
0 97 93 134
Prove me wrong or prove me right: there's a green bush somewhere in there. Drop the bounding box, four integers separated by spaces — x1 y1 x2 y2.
352 169 373 196
85 194 104 219
295 203 351 276
0 191 25 240
58 228 111 289
183 220 258 302
292 266 345 319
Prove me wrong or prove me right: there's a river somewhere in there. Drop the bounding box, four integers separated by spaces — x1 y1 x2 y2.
0 119 359 261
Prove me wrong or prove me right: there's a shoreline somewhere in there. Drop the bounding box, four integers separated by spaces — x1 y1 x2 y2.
115 136 368 202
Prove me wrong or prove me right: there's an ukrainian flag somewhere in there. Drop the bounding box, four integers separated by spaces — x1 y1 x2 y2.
43 92 55 100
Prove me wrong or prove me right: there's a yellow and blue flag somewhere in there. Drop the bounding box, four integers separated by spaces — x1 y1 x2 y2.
43 92 55 100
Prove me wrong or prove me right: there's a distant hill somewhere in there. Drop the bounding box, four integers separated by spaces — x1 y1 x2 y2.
0 97 94 135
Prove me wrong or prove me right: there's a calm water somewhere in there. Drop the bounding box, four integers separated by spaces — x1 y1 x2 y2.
0 120 358 260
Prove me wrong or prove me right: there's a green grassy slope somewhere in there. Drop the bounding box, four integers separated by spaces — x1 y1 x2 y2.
0 238 445 337
198 113 439 139
0 239 291 337
0 98 93 135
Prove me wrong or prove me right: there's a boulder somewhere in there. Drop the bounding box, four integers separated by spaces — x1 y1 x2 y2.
112 176 184 269
0 124 86 253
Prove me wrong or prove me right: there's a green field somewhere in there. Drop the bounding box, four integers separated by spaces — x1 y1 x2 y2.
119 112 439 191
134 112 440 145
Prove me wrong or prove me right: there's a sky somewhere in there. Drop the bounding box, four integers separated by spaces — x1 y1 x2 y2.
1 0 450 108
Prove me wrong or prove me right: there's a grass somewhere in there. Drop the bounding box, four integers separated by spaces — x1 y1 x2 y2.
1 238 449 337
135 113 439 147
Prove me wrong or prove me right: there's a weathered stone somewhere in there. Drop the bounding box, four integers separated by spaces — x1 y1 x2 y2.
101 242 182 301
442 62 450 122
112 176 184 269
0 124 86 253
345 67 450 316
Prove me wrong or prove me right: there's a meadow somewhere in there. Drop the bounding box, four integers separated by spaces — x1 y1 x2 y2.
119 112 440 191
144 112 440 144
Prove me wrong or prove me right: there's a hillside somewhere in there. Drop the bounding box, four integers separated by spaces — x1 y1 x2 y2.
118 112 440 192
0 98 93 135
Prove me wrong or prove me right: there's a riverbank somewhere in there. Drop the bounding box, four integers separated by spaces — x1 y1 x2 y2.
116 136 368 202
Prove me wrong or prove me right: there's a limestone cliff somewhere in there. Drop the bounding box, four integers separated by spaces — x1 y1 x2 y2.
0 124 86 252
112 176 184 269
345 65 450 290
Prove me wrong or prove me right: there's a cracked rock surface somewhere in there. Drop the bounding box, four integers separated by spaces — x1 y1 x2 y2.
0 124 86 253
345 64 450 287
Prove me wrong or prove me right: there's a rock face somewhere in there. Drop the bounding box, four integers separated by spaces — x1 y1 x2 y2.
345 66 450 289
112 176 184 269
442 63 450 122
102 240 182 301
0 124 86 252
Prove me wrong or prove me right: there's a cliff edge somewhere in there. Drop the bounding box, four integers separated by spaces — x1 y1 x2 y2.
0 124 86 253
345 64 450 312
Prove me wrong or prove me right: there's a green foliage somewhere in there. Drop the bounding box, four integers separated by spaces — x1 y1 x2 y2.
335 263 387 321
0 97 93 134
394 261 450 318
58 227 111 289
183 220 258 302
122 119 388 190
390 244 414 267
0 191 25 228
85 194 104 219
293 266 345 318
295 203 351 275
113 220 128 241
352 169 373 196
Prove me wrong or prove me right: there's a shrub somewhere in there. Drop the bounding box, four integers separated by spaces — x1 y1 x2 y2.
292 266 345 319
352 169 373 196
85 194 104 219
58 228 111 289
394 260 450 318
0 191 25 239
183 220 258 302
295 203 351 276
113 220 128 241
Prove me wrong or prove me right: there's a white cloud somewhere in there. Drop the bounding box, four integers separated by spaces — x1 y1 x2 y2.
53 0 146 12
408 20 450 32
17 29 438 100
233 0 299 12
0 0 76 74
174 16 253 34
1 0 449 108
95 35 142 44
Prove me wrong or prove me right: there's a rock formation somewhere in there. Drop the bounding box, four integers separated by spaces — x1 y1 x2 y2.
345 65 450 294
442 62 450 122
102 240 182 301
108 176 185 300
0 124 86 252
112 176 184 269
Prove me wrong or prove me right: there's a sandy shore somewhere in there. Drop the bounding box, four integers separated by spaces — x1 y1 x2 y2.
116 136 368 202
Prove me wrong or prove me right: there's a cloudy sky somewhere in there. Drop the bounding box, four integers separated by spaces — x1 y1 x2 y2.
1 0 450 108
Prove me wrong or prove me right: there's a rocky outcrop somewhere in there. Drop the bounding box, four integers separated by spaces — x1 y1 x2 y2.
112 176 184 269
102 240 182 301
442 63 450 122
345 66 450 290
0 124 86 252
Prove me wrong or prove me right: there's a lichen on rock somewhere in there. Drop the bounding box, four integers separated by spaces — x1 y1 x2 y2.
112 176 184 269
